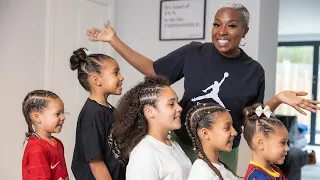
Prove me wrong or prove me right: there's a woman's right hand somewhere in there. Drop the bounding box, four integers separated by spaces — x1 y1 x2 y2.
87 24 116 43
86 24 156 76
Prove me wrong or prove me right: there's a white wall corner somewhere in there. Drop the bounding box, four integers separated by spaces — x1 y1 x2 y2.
45 0 56 90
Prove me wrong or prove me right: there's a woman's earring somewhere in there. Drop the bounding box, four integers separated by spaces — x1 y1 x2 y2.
240 37 247 46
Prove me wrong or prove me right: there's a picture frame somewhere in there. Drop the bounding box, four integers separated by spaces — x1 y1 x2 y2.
159 0 206 41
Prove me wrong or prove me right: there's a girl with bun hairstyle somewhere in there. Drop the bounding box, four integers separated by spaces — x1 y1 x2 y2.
69 48 125 180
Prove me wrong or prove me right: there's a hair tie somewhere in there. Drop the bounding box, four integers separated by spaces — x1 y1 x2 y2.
83 49 94 56
255 105 272 118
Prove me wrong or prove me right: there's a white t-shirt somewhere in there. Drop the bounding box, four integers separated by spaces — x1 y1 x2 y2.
126 135 192 180
188 159 237 180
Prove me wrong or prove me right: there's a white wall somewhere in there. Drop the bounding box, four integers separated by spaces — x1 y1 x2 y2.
0 0 46 179
115 0 279 176
258 0 279 101
278 0 320 41
0 0 115 179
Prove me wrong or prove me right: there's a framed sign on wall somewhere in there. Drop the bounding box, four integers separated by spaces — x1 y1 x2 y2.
159 0 206 41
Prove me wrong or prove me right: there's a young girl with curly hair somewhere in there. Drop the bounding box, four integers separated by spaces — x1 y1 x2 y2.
112 76 191 180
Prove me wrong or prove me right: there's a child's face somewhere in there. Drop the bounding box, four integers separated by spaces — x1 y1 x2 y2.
38 98 65 134
151 87 182 131
206 111 238 152
99 58 124 96
262 126 290 165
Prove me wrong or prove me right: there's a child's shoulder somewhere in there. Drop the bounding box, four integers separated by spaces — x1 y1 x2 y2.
191 159 210 170
245 164 279 180
24 136 48 153
82 98 109 110
128 137 161 166
81 99 114 115
129 136 167 160
270 164 286 177
79 99 114 121
245 168 266 179
52 136 63 146
130 137 155 154
270 164 281 171
188 159 219 180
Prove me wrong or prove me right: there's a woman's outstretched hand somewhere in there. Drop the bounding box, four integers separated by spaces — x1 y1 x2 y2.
87 24 116 43
277 91 320 115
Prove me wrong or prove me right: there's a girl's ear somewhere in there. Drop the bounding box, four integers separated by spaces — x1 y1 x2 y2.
31 112 41 124
257 138 264 150
199 128 210 140
143 105 155 119
90 74 102 87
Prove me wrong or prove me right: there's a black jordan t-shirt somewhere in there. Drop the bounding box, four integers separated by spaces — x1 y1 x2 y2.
153 42 265 148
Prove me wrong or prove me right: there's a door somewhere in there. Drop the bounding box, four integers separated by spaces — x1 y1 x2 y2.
45 0 115 178
276 41 320 146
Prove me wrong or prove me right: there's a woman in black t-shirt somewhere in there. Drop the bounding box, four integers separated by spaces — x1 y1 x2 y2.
86 3 319 171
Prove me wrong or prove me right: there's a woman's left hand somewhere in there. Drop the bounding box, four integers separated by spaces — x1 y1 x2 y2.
277 91 320 115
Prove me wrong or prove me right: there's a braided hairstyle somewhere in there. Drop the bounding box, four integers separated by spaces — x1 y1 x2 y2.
22 90 59 140
185 103 239 180
69 47 113 91
112 76 171 164
243 104 285 149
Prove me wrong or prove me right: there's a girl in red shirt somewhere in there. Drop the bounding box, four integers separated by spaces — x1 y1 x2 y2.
22 90 69 180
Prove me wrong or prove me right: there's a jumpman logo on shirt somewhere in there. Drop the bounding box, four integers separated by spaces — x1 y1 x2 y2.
191 72 229 108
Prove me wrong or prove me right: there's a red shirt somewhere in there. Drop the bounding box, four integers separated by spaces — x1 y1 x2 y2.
22 134 69 180
244 161 287 180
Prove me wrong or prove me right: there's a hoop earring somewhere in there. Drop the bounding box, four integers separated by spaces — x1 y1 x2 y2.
240 37 246 46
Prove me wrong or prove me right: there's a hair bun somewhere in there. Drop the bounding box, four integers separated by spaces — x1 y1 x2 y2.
69 48 88 71
243 104 262 124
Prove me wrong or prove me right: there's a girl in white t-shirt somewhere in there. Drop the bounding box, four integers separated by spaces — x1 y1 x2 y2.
111 76 192 180
186 103 239 180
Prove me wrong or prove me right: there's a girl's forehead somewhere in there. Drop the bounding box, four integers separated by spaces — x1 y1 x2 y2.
274 126 288 136
209 112 232 128
262 126 288 139
160 87 177 96
215 111 232 121
46 98 64 109
102 58 118 69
